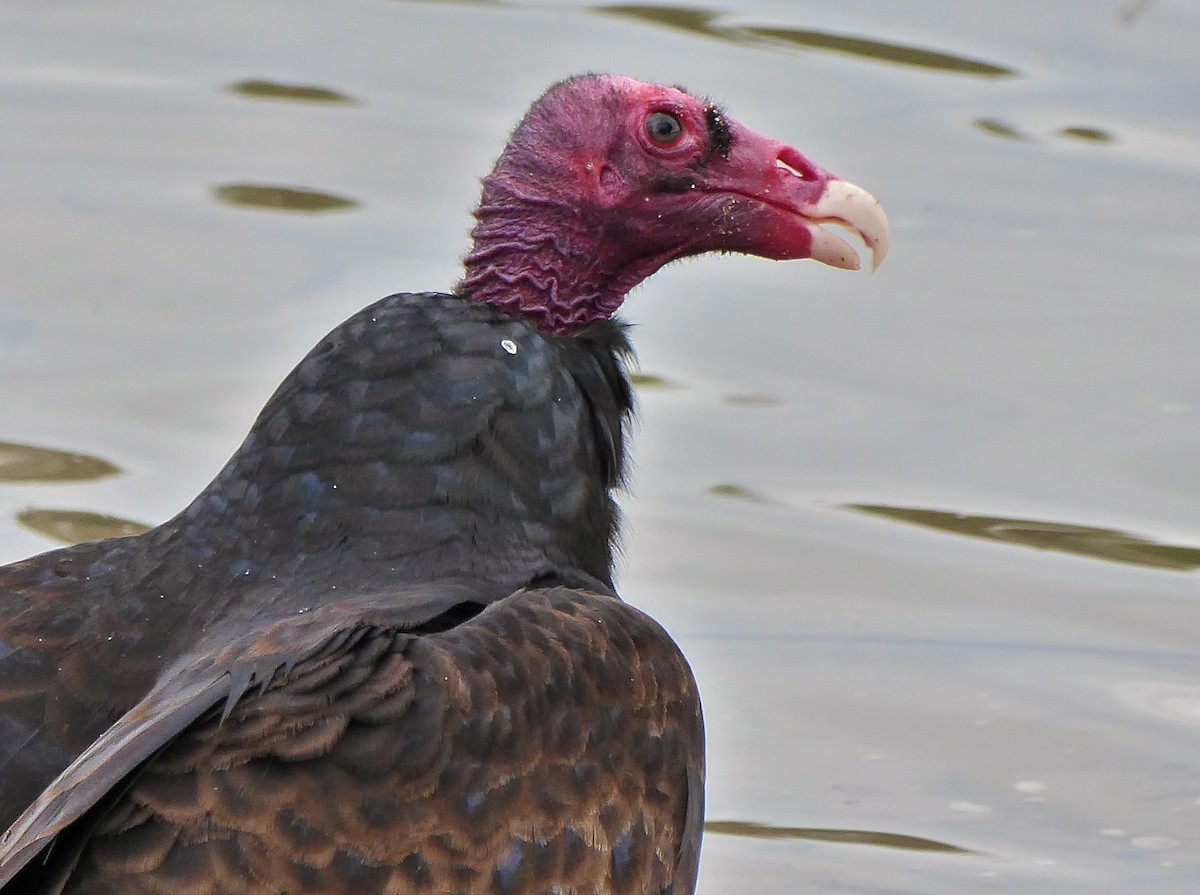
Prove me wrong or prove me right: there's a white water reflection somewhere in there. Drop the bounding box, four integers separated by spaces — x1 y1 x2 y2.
1113 681 1200 729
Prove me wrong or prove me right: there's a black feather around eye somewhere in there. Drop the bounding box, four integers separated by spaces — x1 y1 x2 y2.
705 105 731 158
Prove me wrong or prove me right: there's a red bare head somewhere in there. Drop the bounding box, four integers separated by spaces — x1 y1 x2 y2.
460 74 889 334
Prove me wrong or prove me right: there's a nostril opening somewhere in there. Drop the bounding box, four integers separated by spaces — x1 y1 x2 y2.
775 157 806 179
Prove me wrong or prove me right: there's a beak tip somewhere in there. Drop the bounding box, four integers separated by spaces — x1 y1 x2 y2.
809 178 890 274
870 240 889 272
868 207 890 272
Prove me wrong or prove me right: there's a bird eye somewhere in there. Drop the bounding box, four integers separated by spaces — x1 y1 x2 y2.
645 111 683 147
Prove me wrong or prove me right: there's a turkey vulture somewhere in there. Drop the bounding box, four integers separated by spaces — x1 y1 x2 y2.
0 75 887 893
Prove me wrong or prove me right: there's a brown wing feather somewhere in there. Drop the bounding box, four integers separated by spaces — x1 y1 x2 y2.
5 587 703 895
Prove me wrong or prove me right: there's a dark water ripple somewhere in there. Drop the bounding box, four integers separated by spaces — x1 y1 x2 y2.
595 5 1017 77
707 483 776 505
628 372 679 391
212 184 359 213
706 820 975 854
1058 125 1114 143
227 79 359 104
0 442 121 484
973 118 1031 141
741 26 1016 77
17 509 151 546
848 504 1200 572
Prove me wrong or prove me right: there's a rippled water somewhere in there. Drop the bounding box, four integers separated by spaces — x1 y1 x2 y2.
2 1 1198 891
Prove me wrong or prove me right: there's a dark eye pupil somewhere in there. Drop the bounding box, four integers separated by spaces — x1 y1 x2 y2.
646 112 683 145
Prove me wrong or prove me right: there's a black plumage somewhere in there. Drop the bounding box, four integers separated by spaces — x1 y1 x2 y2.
0 294 634 828
0 294 699 894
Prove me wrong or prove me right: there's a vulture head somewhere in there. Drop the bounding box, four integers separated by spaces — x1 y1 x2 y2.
461 74 889 333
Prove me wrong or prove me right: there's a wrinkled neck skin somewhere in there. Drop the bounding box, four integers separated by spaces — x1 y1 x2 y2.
459 173 676 335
